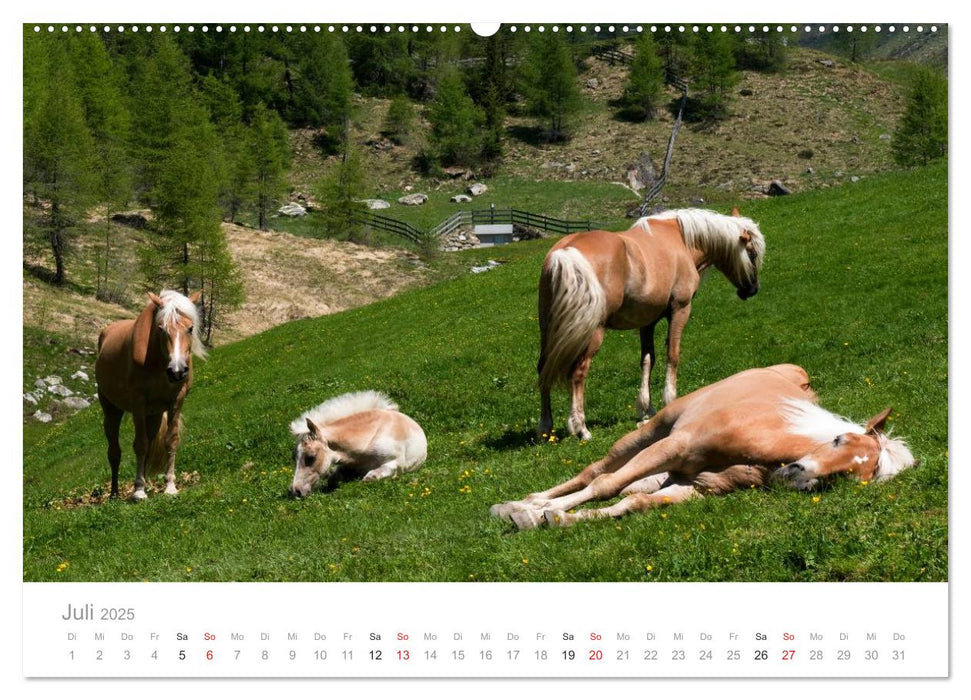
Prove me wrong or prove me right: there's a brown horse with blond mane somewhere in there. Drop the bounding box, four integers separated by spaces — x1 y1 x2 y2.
495 364 916 529
95 290 205 501
537 208 765 440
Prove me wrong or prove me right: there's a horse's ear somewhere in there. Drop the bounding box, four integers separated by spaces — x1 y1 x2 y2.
188 290 203 305
865 407 893 435
739 231 752 243
132 298 160 366
731 207 741 217
147 292 164 307
305 418 320 439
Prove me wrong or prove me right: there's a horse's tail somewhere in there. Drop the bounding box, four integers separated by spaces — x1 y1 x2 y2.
145 412 182 476
538 246 606 391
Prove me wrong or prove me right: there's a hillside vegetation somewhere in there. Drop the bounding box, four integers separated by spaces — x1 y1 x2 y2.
23 163 947 582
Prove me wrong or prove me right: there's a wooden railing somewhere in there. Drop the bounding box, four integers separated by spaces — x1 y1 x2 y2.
353 207 594 244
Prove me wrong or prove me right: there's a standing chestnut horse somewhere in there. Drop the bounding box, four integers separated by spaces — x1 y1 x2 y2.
537 208 765 439
495 364 916 529
95 290 205 500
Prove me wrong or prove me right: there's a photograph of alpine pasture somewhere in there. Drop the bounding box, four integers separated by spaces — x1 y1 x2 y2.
23 24 947 582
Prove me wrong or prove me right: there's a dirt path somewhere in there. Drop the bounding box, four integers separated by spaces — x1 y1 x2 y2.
218 223 428 343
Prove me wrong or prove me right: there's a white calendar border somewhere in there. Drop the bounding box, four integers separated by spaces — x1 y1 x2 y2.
6 0 962 695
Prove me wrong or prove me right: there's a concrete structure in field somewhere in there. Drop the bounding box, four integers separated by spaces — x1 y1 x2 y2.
475 223 514 247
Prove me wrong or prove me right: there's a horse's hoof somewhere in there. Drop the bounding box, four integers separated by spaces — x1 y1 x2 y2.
132 489 147 502
544 509 571 528
491 501 534 517
509 509 544 531
490 502 518 518
165 484 179 496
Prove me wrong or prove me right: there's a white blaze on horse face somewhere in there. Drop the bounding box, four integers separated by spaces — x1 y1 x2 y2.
290 439 336 497
170 330 184 371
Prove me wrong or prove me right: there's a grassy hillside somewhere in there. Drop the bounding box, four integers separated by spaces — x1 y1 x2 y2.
23 164 947 582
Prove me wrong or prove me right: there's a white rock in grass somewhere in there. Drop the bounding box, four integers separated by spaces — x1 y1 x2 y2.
61 396 91 411
278 203 307 217
23 393 38 408
49 384 73 397
43 375 63 386
71 370 89 381
34 378 46 390
467 183 488 196
33 411 52 423
398 193 428 206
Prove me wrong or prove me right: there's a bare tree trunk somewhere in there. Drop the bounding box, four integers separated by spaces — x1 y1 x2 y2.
49 200 66 286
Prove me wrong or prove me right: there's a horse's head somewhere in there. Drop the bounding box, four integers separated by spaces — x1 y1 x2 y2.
141 291 203 383
730 208 763 301
290 418 337 498
774 408 916 490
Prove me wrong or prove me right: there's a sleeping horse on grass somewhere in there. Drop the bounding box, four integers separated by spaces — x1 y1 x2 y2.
537 208 765 440
494 364 916 530
289 391 427 498
95 290 205 501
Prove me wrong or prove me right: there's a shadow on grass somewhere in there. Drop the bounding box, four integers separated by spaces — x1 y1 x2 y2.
483 418 620 452
23 261 94 297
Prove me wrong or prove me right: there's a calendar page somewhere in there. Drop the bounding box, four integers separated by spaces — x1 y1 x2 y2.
20 3 951 686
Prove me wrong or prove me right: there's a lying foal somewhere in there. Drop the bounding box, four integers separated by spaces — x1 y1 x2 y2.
289 391 427 497
492 364 915 529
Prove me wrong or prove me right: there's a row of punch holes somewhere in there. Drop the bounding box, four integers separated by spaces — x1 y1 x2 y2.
32 24 939 36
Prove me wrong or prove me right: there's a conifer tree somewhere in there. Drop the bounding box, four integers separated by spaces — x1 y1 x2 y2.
23 37 98 285
522 33 581 141
383 93 415 146
893 68 948 166
318 137 368 242
427 70 484 166
249 103 290 231
288 33 354 147
622 33 665 120
689 32 739 120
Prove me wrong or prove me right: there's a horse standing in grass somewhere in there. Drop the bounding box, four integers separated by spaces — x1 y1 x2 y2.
537 208 765 440
95 290 205 501
289 391 427 498
496 364 915 529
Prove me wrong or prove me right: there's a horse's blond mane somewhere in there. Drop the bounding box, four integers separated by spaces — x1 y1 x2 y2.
875 433 917 482
636 209 765 286
290 391 398 435
780 398 864 444
156 289 206 359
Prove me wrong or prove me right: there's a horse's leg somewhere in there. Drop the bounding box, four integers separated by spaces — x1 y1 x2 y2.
537 281 554 438
663 303 692 406
509 433 690 530
567 327 605 441
162 403 183 495
131 411 150 501
537 342 553 437
362 459 400 482
635 322 659 419
492 416 673 519
538 385 553 438
99 395 124 498
549 483 699 528
619 472 670 496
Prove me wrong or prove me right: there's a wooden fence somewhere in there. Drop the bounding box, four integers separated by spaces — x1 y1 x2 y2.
354 207 594 244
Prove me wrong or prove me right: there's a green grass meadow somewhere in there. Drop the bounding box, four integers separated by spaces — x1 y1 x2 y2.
23 164 948 582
